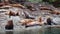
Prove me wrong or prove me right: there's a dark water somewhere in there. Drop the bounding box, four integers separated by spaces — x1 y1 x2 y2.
44 27 60 34
0 27 60 34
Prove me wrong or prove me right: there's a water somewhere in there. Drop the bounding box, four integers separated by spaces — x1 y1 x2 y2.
0 27 60 34
44 27 60 34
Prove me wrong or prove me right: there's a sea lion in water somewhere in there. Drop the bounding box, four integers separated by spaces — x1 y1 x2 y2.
46 16 57 25
5 20 14 30
46 18 52 25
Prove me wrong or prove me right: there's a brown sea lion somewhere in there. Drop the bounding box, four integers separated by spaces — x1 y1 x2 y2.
5 11 19 18
49 10 60 15
5 20 14 30
20 19 34 25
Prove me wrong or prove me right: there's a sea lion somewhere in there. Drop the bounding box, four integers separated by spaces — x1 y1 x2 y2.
5 11 19 18
20 16 44 28
20 19 34 26
49 10 60 15
5 20 14 30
